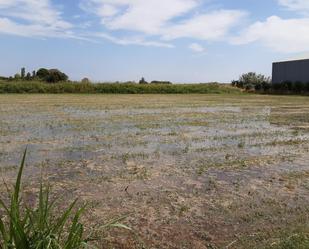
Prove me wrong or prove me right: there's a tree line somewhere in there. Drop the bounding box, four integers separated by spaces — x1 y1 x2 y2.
4 67 68 83
1 69 173 85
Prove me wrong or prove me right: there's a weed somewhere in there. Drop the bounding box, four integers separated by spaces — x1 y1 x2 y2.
0 149 130 249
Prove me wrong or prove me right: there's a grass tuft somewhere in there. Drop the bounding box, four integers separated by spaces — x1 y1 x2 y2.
0 149 130 249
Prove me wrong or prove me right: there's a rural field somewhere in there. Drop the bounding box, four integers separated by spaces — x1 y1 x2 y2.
0 94 309 248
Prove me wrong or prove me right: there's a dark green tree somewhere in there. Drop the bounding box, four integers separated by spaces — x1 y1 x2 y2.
239 72 270 85
21 67 26 78
46 69 68 83
25 72 31 80
139 77 148 84
232 72 270 90
36 68 50 80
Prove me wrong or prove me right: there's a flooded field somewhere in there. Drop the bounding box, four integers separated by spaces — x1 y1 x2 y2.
0 94 309 248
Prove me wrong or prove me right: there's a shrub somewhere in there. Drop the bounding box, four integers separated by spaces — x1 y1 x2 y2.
306 82 309 92
236 81 244 88
245 83 254 91
239 72 270 85
231 80 238 87
261 81 271 91
254 83 262 91
293 81 304 93
232 72 271 91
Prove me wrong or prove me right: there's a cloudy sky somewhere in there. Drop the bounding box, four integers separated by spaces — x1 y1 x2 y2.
0 0 309 82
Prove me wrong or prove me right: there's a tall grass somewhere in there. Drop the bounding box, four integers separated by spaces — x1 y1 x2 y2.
0 81 242 94
0 149 130 249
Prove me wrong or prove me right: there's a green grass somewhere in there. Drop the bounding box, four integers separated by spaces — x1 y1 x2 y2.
0 149 130 249
0 81 242 94
265 232 309 249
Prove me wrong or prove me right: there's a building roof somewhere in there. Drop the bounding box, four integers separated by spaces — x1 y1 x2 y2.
274 52 309 63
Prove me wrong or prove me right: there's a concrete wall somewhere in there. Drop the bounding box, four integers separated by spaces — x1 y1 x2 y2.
272 59 309 83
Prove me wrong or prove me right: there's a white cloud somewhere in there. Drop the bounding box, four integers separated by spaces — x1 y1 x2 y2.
80 0 247 46
232 16 309 53
189 43 205 52
277 0 309 12
95 33 174 48
106 0 198 34
0 0 73 37
80 0 198 34
162 10 247 41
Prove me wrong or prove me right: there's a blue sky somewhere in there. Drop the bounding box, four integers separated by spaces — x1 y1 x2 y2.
0 0 309 82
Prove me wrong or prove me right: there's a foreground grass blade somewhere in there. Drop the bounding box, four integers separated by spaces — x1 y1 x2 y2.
0 149 131 249
14 148 27 202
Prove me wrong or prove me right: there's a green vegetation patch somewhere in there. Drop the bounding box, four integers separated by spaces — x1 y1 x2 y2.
0 81 243 94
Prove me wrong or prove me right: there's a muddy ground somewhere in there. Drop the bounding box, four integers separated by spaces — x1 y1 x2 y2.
0 94 308 248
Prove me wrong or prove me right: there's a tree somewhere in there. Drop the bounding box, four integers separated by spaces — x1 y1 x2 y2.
32 70 36 78
239 72 270 85
81 78 90 84
25 72 31 80
14 73 21 80
46 69 68 83
36 68 50 80
232 72 270 90
21 67 26 78
139 77 148 84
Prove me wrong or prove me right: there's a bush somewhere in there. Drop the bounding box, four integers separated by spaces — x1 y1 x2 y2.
231 80 238 87
245 83 254 91
261 81 271 91
285 81 293 91
240 72 270 85
232 72 271 91
255 83 262 91
306 82 309 92
293 81 304 93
